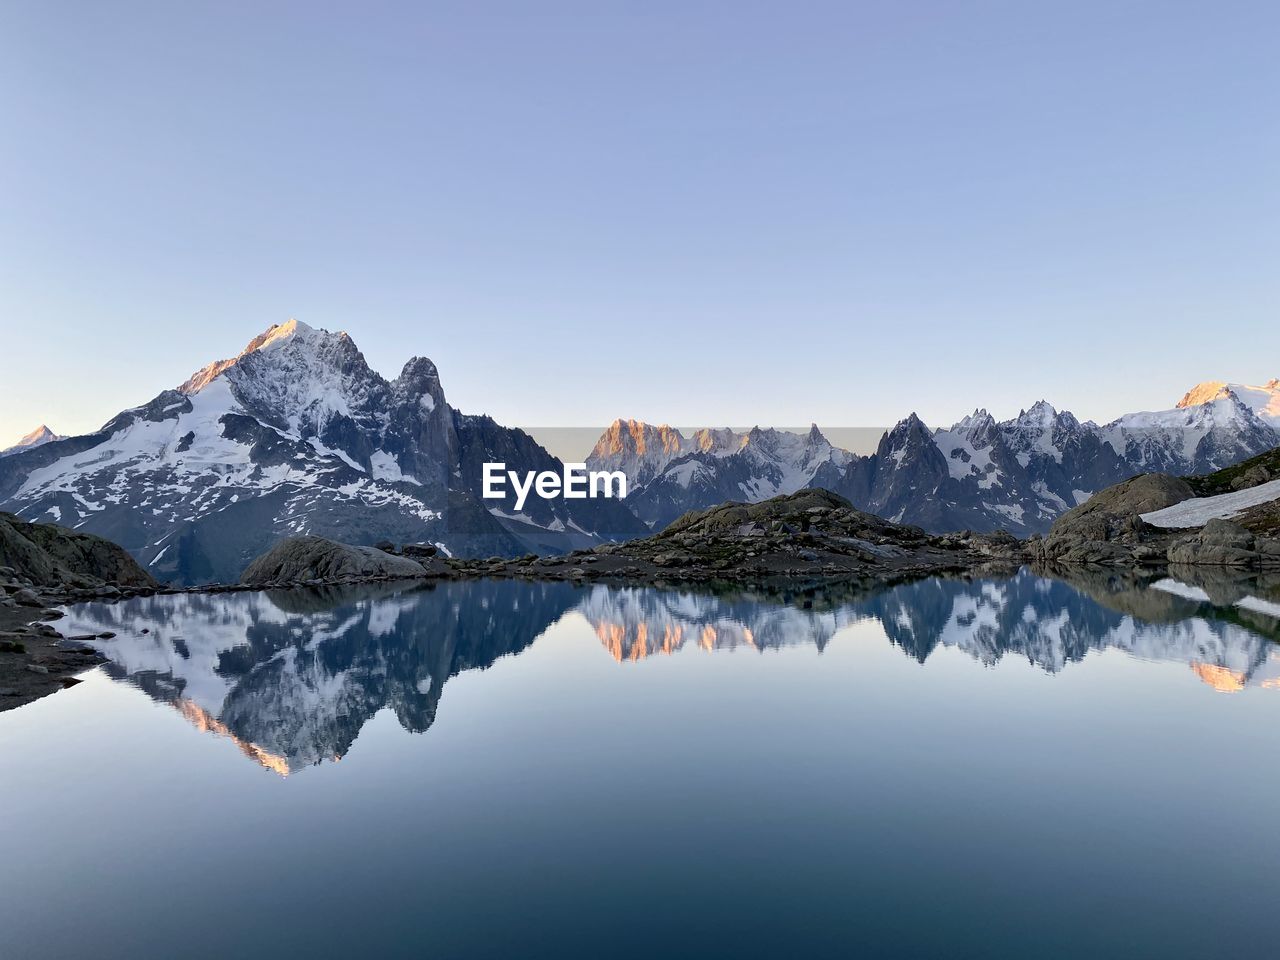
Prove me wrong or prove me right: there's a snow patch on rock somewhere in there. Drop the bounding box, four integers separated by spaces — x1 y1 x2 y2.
1141 478 1280 528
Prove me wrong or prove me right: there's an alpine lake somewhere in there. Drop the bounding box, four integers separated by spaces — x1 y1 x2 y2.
2 568 1279 958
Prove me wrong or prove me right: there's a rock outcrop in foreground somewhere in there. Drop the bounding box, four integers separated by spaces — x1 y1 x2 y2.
451 489 1026 584
240 536 436 585
1033 475 1193 564
1033 452 1280 569
2 513 158 712
0 512 156 589
1165 519 1280 568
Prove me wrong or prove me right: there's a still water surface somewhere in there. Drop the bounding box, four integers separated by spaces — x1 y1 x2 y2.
2 571 1279 958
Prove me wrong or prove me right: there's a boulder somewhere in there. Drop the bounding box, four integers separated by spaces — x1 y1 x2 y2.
1167 519 1279 568
0 512 156 588
1037 474 1194 564
1199 518 1255 546
1230 464 1272 492
240 536 431 584
1053 474 1193 536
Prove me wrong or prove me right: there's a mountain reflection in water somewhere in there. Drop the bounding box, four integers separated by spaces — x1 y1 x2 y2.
59 570 1280 775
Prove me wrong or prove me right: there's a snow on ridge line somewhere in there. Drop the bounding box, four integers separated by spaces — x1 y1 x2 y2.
1140 478 1280 529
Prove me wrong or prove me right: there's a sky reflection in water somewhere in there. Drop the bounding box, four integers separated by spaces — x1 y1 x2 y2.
1 570 1278 959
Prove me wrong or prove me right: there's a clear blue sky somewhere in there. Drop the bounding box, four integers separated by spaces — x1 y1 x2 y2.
2 0 1277 446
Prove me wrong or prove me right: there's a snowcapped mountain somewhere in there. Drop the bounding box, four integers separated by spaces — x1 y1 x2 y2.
1177 379 1280 425
7 333 1277 562
832 397 1275 535
587 421 850 529
1100 391 1276 474
0 321 644 583
0 425 62 458
818 403 1134 534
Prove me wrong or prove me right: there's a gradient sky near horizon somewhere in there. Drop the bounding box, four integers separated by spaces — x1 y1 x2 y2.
2 1 1277 447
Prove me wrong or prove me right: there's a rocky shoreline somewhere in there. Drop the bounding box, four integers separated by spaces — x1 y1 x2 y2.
0 490 1022 711
1 512 158 709
6 472 1280 715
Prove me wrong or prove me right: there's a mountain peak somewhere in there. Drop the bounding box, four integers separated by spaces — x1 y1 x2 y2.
1022 399 1058 418
179 319 327 395
954 407 994 427
944 409 997 444
253 318 316 352
393 356 445 411
1176 379 1280 424
692 427 737 453
882 413 932 448
590 419 685 461
1177 380 1230 409
0 424 63 458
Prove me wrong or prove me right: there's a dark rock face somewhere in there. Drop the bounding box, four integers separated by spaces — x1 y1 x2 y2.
240 536 432 584
0 512 157 588
838 414 963 530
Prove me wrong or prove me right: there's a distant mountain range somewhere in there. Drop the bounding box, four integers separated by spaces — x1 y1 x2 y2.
0 321 645 583
587 421 851 530
589 382 1279 536
1 319 1276 582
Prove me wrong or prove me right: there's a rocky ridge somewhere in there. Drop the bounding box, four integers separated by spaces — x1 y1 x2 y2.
450 489 1027 586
